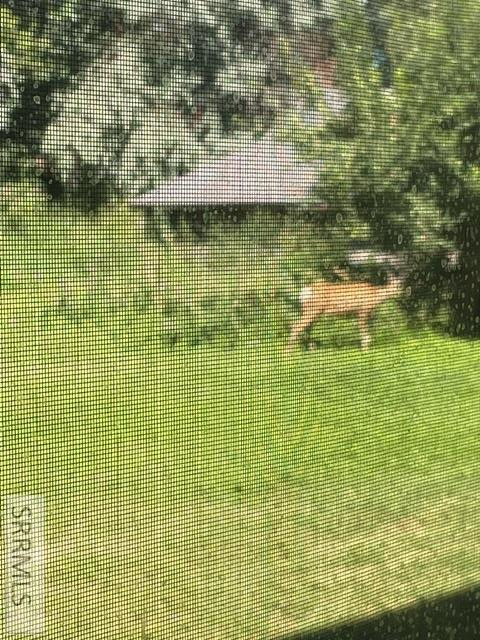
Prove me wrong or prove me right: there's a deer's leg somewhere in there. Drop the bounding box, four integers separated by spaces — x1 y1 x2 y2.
287 312 316 352
358 313 372 352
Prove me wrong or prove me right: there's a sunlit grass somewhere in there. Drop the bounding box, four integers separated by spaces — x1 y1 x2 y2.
2 323 480 638
2 209 480 638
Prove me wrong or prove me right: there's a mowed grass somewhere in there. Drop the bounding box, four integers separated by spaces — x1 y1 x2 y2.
2 303 480 639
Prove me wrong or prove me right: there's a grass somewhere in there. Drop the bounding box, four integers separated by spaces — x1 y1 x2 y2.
2 322 480 638
2 205 480 638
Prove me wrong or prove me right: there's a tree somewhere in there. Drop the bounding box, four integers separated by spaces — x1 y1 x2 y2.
0 48 19 134
379 0 480 335
36 0 336 206
1 0 138 182
287 0 480 334
0 5 47 178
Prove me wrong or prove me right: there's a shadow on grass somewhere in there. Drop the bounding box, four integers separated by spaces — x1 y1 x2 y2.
275 584 480 640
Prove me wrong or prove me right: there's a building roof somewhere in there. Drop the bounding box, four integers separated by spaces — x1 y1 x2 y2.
129 137 323 207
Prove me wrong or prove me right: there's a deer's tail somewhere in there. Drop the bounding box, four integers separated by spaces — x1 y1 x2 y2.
299 286 314 305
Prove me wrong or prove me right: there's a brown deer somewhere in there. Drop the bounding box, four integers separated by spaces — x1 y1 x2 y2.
287 274 403 352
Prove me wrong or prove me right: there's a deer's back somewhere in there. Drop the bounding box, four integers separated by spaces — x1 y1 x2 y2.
308 281 379 315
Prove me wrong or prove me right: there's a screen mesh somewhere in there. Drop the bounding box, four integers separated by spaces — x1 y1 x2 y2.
2 1 480 638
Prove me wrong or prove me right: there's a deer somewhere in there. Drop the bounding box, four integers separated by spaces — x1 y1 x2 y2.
287 272 404 352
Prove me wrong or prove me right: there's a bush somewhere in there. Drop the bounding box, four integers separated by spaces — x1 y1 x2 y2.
1 198 418 349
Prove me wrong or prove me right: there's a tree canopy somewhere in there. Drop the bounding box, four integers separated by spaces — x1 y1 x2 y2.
2 0 480 332
1 0 338 200
285 0 480 332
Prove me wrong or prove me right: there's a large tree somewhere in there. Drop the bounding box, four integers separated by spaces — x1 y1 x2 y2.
289 0 480 334
30 0 336 205
0 4 50 179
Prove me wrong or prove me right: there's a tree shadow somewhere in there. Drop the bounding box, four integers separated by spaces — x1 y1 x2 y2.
275 584 480 640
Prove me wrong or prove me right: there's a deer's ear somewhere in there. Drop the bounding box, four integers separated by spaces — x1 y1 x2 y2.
333 267 349 281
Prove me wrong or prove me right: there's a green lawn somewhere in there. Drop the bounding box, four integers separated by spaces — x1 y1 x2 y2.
2 312 480 638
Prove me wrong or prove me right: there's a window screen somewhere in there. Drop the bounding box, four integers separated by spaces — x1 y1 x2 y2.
2 1 480 638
